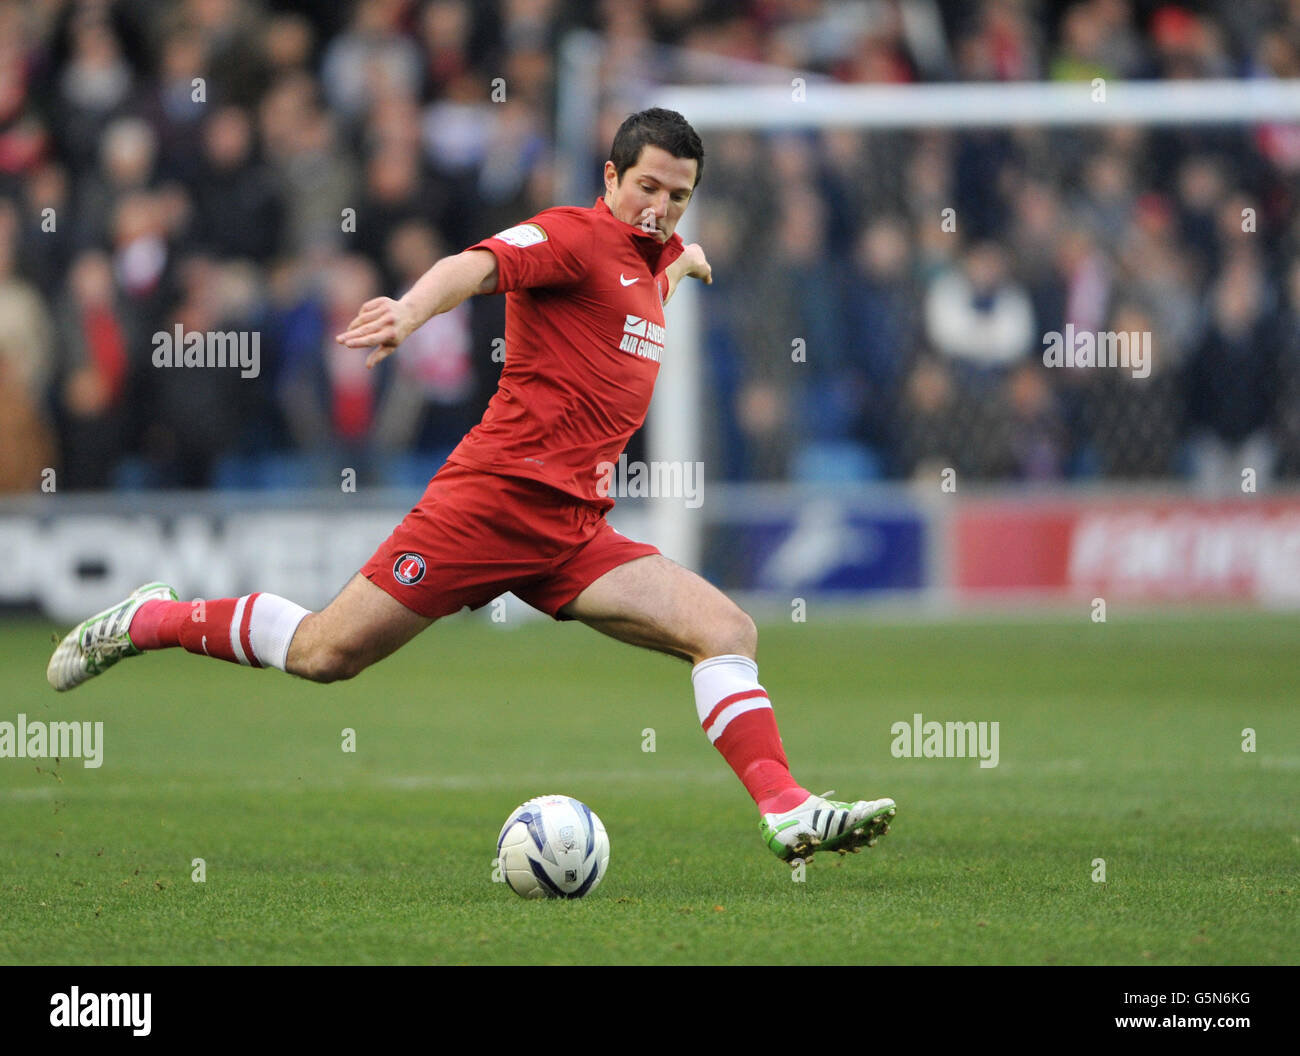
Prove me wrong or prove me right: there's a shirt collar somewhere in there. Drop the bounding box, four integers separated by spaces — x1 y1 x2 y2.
594 197 685 274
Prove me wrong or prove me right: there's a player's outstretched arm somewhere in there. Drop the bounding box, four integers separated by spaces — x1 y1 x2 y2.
663 242 712 306
336 248 499 368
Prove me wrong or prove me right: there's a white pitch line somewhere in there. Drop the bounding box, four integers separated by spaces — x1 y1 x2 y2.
2 756 1295 801
0 768 729 800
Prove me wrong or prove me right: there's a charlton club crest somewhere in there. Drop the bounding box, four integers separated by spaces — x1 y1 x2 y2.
393 553 426 585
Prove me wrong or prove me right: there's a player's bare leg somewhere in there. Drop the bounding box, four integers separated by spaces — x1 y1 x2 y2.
559 554 756 665
560 555 896 862
285 574 433 682
48 573 431 690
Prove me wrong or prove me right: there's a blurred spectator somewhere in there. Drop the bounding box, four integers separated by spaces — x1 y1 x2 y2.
373 220 476 454
138 255 263 487
110 191 174 317
1092 0 1147 79
954 0 1042 81
696 131 772 262
743 184 846 475
182 0 270 109
1074 151 1135 251
1003 361 1068 479
1186 253 1280 493
818 129 875 255
694 199 748 480
924 241 1035 371
1055 226 1111 337
1116 196 1200 360
146 27 210 186
1049 1 1117 82
896 356 1012 480
1007 177 1067 331
192 107 283 261
76 116 158 251
54 250 130 489
0 0 47 181
53 10 136 175
904 134 957 280
1149 5 1231 80
320 0 423 125
17 162 74 293
268 80 357 255
844 215 921 464
0 198 55 491
1081 301 1184 478
264 14 316 77
1175 155 1228 275
476 99 551 239
418 1 476 97
355 140 431 266
1275 257 1300 477
277 253 387 465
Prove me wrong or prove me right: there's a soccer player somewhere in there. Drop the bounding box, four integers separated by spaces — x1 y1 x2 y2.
47 108 895 864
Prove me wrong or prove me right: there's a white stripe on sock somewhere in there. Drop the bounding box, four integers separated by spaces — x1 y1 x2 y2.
706 698 772 744
229 595 251 666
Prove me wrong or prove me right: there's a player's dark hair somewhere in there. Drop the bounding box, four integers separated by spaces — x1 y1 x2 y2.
609 108 704 188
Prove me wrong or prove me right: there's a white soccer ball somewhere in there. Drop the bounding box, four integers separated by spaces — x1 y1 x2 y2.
496 795 610 900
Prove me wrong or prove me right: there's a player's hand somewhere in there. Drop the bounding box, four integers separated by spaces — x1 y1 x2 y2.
679 242 712 285
336 297 418 368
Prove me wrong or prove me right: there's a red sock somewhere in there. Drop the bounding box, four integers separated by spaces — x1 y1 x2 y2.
131 593 310 671
130 600 187 650
713 709 808 814
129 597 257 666
692 655 808 814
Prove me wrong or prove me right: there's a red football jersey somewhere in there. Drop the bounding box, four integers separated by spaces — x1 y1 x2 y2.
445 197 685 509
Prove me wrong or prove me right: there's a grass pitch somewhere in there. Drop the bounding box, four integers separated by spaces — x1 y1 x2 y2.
0 611 1295 965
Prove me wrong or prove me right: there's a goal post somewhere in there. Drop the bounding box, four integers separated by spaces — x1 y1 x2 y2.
645 77 1300 573
655 78 1300 130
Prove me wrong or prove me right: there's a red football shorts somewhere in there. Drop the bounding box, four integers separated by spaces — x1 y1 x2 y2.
360 462 660 621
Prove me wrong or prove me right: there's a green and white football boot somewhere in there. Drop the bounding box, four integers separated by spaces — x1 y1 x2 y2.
760 792 896 864
47 582 177 692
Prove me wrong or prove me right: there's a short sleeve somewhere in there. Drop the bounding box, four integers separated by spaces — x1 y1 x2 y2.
468 210 592 293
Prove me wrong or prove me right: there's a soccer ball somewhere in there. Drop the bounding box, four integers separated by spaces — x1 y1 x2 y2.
496 795 610 899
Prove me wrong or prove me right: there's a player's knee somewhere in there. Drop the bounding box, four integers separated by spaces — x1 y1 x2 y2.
730 608 759 658
296 640 368 684
695 605 757 664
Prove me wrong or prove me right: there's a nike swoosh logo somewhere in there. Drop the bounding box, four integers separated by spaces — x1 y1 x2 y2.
619 274 639 286
201 636 209 656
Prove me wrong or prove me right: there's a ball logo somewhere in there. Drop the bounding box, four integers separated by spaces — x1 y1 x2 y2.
393 553 426 585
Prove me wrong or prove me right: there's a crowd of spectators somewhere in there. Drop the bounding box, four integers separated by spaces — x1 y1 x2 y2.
1 0 1299 493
